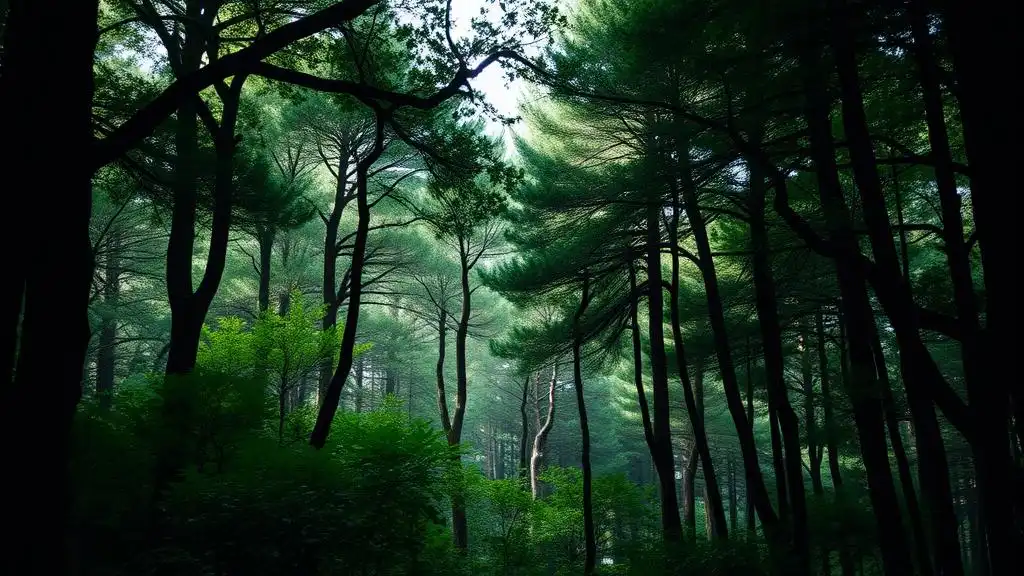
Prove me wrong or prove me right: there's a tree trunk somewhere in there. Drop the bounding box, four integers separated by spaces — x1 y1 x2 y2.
321 152 352 394
311 115 385 448
797 30 914 574
683 442 699 541
677 133 778 541
744 123 807 566
645 198 683 541
573 277 596 575
745 341 757 536
628 259 656 455
257 227 274 313
1 1 99 571
531 365 558 498
519 375 530 481
939 1 1021 559
829 7 964 572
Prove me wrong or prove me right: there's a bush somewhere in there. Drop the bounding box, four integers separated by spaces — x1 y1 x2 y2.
72 376 457 575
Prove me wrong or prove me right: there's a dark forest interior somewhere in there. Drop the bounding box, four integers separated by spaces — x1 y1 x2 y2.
1 0 1020 574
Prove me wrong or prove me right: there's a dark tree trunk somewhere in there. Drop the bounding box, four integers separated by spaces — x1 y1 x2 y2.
667 176 727 539
683 442 699 541
645 199 683 541
1 2 98 572
872 331 933 576
745 342 757 536
446 240 475 551
573 277 596 575
829 7 964 572
166 71 246 375
321 152 351 395
519 375 530 481
797 29 914 574
745 125 807 566
628 259 656 455
939 2 1021 559
768 406 789 520
311 116 385 448
354 355 364 412
257 227 274 313
677 133 778 541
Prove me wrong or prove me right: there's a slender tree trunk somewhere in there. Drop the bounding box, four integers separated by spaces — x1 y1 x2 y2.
729 458 738 532
519 375 530 481
769 407 789 520
321 152 351 394
797 29 914 574
667 183 727 539
1 1 98 571
745 341 757 536
628 259 656 455
676 132 779 541
257 227 274 313
311 115 385 448
531 365 558 498
683 441 699 541
573 277 596 575
354 355 364 413
166 72 246 375
446 242 475 551
645 198 683 541
744 123 806 566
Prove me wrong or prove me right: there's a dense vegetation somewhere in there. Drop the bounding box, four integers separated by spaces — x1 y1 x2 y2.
1 0 1019 574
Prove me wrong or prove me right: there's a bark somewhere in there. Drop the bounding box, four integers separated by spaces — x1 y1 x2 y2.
354 355 364 412
2 1 98 572
519 376 530 481
310 115 385 448
436 313 453 438
257 227 274 313
768 407 789 520
645 198 683 541
798 27 914 574
531 365 558 498
573 277 596 575
321 152 352 393
816 310 843 489
829 7 963 572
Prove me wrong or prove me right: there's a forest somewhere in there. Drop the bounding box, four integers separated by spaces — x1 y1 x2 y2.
1 0 1019 574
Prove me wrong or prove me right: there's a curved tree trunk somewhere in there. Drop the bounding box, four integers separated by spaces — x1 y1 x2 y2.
573 277 596 575
531 365 558 498
311 115 385 448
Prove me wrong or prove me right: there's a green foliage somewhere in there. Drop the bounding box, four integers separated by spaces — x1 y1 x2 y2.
73 383 458 576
